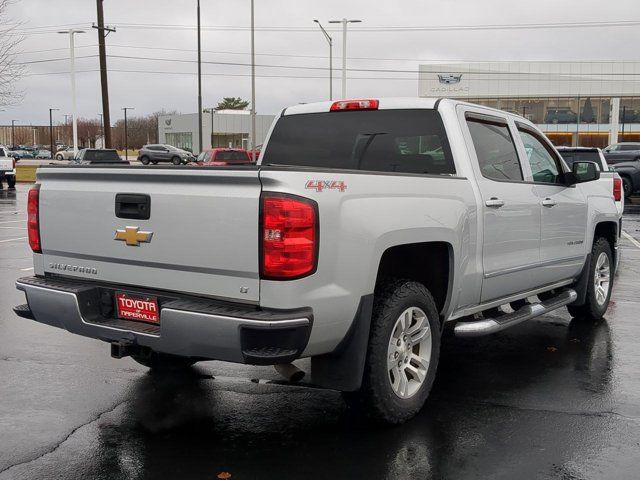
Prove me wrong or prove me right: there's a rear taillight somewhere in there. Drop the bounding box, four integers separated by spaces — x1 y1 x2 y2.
613 177 622 202
330 99 379 111
27 185 41 253
261 193 318 280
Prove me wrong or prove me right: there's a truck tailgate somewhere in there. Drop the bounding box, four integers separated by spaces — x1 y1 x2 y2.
37 167 261 303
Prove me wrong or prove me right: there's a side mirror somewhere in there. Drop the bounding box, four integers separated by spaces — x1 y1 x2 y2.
566 161 600 185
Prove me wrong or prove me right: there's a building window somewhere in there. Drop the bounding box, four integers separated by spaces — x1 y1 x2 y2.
165 132 193 152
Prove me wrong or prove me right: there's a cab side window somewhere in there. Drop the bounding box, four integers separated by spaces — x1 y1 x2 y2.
516 126 564 184
466 115 523 182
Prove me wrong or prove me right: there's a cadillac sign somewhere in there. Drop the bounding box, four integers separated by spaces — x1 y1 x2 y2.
438 74 462 85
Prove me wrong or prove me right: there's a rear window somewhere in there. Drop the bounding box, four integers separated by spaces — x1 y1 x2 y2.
214 151 250 162
83 150 121 162
262 109 455 175
558 150 603 170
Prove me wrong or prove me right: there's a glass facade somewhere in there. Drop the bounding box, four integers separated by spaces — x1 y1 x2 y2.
165 132 193 152
466 96 640 147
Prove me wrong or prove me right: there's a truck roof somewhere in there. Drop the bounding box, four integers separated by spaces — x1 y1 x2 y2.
282 97 533 125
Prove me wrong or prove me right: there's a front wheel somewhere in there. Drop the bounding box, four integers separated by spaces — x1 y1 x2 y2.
344 279 441 424
131 351 197 371
568 237 613 321
55 154 63 160
140 156 150 165
172 156 182 165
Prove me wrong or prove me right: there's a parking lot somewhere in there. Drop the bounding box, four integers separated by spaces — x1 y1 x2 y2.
1 183 639 479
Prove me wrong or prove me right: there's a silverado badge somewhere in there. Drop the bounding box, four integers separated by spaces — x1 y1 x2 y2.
115 226 153 246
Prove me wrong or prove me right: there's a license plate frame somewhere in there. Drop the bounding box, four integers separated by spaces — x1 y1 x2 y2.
115 293 160 324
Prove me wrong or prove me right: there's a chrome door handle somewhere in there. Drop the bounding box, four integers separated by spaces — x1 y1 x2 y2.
542 198 557 207
485 197 505 208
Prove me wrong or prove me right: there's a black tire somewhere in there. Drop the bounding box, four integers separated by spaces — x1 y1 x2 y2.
131 351 197 371
621 176 632 198
344 279 441 424
171 156 182 165
568 237 613 321
55 154 63 160
7 175 16 189
140 156 150 165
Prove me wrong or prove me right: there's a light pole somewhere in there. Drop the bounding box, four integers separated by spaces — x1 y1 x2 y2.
313 20 333 101
98 113 103 148
122 107 134 160
203 108 216 148
328 18 361 98
58 29 85 156
196 0 203 154
250 0 256 161
32 126 37 146
10 120 17 148
49 108 59 158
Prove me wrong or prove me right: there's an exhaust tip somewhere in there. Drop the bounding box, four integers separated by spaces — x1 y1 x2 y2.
274 363 305 383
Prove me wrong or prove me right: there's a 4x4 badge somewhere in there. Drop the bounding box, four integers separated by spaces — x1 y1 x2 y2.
115 226 153 246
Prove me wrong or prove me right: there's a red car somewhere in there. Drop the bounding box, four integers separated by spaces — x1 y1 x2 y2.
192 148 253 166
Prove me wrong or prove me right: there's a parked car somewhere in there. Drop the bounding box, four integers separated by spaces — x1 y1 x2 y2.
70 149 129 165
8 149 35 160
603 142 640 165
35 149 52 159
0 145 16 189
55 146 76 160
137 144 194 165
557 147 624 213
544 108 578 124
193 148 252 166
14 98 618 424
610 159 640 198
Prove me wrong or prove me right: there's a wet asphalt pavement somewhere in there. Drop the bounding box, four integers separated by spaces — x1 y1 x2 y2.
1 184 639 480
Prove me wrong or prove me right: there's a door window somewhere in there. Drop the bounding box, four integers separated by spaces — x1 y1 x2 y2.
516 126 564 184
466 115 523 182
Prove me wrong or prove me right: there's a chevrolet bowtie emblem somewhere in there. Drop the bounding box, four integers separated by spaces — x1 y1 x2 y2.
115 226 153 246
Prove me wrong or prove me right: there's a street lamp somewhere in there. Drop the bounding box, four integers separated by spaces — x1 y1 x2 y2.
196 0 203 154
313 20 333 101
49 109 59 158
203 108 216 149
122 107 134 160
58 29 86 156
98 113 103 148
10 120 17 148
250 0 256 161
328 18 361 98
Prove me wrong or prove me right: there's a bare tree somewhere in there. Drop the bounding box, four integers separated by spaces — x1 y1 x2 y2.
0 0 25 108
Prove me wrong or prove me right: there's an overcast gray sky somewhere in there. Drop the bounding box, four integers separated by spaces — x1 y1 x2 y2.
1 0 639 125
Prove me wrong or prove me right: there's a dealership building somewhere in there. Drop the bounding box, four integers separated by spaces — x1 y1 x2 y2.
158 110 275 153
419 61 640 147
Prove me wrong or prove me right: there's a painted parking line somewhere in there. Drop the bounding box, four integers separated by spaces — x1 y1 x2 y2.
20 267 34 271
0 220 24 224
0 226 26 229
622 231 640 250
0 237 27 244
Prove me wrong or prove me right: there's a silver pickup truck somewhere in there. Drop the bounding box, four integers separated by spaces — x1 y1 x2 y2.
14 98 619 423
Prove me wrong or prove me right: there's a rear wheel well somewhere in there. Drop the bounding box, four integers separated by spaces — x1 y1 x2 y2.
594 221 617 262
376 242 451 316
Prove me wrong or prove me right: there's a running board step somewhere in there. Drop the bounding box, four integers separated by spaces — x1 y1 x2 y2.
454 289 577 338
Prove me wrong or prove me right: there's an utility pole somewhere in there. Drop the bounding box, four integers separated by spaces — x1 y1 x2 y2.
197 0 203 154
122 107 134 160
314 20 333 100
98 113 103 147
49 108 59 158
250 0 256 161
58 29 85 156
328 18 361 98
93 0 115 149
204 108 215 148
10 120 17 148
